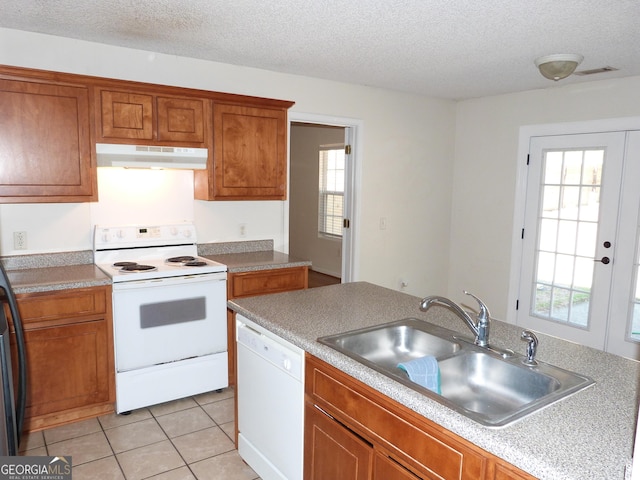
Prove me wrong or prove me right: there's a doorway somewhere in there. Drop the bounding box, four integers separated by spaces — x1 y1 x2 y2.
288 113 360 286
510 120 640 360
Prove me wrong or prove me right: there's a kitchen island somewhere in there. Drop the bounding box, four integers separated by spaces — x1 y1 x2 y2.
228 281 639 480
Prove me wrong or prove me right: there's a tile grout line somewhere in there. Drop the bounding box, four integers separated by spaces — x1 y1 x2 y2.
31 389 239 479
96 410 129 480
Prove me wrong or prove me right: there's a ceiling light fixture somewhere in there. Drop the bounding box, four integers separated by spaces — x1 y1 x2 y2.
534 54 584 81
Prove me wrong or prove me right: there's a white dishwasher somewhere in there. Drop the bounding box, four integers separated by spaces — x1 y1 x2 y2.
236 314 304 480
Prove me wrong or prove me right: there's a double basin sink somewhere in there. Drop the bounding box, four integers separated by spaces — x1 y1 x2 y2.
318 318 594 427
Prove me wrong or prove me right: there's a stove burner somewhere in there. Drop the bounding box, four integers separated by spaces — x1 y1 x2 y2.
120 264 157 272
166 256 196 264
184 261 208 267
113 261 138 267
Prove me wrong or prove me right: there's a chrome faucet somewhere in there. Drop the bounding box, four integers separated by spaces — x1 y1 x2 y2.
419 291 491 347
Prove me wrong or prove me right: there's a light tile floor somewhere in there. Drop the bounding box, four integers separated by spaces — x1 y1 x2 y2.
19 388 261 480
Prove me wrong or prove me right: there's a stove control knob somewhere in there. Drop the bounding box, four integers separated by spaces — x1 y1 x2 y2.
116 229 125 239
170 227 178 236
101 232 109 242
183 229 192 238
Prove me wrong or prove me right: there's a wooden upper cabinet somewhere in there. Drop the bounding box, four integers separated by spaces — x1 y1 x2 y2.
0 64 293 203
195 102 292 200
96 88 208 146
0 71 96 203
99 90 153 140
157 96 205 143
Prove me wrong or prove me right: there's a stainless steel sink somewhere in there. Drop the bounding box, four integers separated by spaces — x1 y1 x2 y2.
318 318 594 427
320 318 461 370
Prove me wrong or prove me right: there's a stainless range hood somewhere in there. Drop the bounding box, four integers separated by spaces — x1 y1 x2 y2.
96 143 208 170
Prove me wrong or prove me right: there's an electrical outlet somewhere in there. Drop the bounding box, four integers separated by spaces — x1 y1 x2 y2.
13 231 27 250
239 223 247 238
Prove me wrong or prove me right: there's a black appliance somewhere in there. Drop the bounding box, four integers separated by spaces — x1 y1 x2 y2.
0 262 27 456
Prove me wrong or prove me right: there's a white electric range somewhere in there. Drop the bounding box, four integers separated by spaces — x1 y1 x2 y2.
94 223 228 413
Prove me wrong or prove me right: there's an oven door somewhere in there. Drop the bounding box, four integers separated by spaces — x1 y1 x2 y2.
112 272 227 372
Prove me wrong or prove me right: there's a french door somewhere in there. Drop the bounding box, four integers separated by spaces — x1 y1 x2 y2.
516 131 640 359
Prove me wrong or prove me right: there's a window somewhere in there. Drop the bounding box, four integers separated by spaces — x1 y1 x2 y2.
318 145 345 238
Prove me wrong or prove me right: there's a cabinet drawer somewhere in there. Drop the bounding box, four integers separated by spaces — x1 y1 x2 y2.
306 355 486 480
374 452 423 479
13 287 108 327
228 266 308 299
493 464 537 480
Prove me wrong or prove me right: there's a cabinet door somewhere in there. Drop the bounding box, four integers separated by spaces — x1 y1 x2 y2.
157 96 206 143
13 319 112 418
0 78 95 202
305 402 373 480
98 89 154 140
212 104 287 199
374 453 423 480
6 286 115 431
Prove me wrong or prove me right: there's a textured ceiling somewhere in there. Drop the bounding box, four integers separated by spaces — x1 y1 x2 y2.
1 0 638 99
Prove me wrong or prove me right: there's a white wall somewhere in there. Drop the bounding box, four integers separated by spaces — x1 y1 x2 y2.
0 28 456 297
450 76 640 320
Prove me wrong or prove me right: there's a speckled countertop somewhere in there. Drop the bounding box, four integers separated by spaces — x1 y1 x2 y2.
1 251 110 294
1 240 310 293
198 239 311 273
229 281 640 480
203 250 311 273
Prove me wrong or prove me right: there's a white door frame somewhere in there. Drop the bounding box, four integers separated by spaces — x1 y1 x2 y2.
286 111 363 283
507 115 640 325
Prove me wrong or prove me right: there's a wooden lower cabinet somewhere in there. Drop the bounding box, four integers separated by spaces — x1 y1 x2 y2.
7 286 115 432
306 402 421 480
374 452 423 480
305 402 372 480
305 354 537 480
228 266 309 299
493 464 538 480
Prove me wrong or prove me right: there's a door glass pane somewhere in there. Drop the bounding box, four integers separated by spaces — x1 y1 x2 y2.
531 148 604 327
